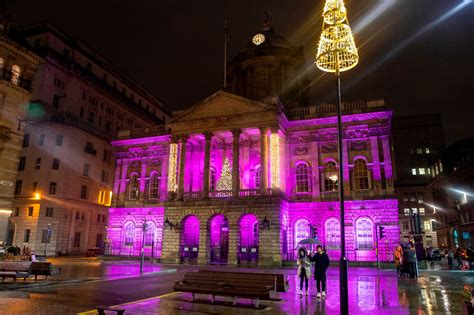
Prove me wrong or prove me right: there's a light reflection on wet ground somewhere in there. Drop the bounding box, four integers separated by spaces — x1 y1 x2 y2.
0 258 472 314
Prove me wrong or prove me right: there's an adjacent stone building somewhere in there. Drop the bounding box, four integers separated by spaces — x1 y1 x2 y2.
8 22 169 255
392 114 445 247
0 14 40 243
108 24 399 266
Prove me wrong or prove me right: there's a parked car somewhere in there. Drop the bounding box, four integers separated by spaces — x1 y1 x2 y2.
86 247 103 257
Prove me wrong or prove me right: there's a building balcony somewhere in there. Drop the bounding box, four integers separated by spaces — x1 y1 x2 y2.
291 193 313 201
321 191 339 201
0 69 32 92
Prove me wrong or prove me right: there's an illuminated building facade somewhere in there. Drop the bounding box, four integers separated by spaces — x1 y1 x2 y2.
109 91 399 266
8 23 169 255
0 13 40 244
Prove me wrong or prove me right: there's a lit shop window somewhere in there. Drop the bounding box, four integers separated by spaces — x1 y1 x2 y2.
355 218 374 250
411 168 417 176
124 222 135 246
325 218 341 250
295 162 310 193
418 168 426 175
404 208 410 216
294 219 310 248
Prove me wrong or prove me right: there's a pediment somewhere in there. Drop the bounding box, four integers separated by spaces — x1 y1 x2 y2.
169 91 276 124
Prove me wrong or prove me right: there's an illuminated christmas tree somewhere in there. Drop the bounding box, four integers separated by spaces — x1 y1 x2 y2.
217 157 232 191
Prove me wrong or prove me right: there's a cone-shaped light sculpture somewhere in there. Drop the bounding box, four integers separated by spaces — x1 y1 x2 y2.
316 0 358 73
315 1 358 314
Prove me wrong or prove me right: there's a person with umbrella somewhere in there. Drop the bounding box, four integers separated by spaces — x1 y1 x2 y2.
310 244 330 299
297 247 311 297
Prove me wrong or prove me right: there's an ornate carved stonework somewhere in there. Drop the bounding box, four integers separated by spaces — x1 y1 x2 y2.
320 142 337 153
294 146 308 155
345 129 369 139
350 140 368 151
115 147 169 159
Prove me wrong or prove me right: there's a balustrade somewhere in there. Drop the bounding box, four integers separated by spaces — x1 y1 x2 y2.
321 191 339 201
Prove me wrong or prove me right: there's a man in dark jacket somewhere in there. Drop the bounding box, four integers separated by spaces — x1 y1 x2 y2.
405 245 417 279
310 245 330 299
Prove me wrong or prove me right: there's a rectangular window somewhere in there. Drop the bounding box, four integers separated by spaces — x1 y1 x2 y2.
402 193 409 202
80 185 88 199
33 181 37 192
101 170 108 183
410 193 416 202
52 94 60 108
97 214 101 222
14 207 19 216
49 182 57 195
425 148 430 154
35 157 41 169
419 208 425 215
80 107 84 118
416 148 423 154
56 135 63 146
419 168 426 175
427 168 431 175
103 149 108 162
82 212 85 220
76 211 80 220
424 221 431 231
417 193 424 204
411 168 416 175
411 207 418 214
404 208 410 216
83 164 89 177
18 156 26 171
74 232 81 247
27 207 33 216
88 111 94 124
52 158 60 170
24 230 31 243
22 134 30 147
402 221 410 231
39 134 45 146
14 180 22 195
45 207 54 217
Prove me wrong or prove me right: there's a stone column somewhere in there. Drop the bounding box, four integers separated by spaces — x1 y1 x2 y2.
139 159 148 202
120 159 129 202
342 139 350 197
232 129 241 197
370 136 381 193
197 217 208 264
167 136 179 201
381 136 394 191
259 127 268 195
177 134 188 200
227 221 238 266
311 142 320 199
203 132 212 198
160 153 168 201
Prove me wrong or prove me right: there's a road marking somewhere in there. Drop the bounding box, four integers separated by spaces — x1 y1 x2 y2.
77 292 180 314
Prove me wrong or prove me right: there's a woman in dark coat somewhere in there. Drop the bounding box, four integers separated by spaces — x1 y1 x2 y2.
310 245 330 299
297 247 311 297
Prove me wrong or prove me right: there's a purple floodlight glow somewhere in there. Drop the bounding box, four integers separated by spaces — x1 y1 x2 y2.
181 215 200 248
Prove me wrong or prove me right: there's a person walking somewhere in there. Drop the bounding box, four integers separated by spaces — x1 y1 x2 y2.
297 247 311 297
405 244 417 279
310 245 330 299
447 249 454 269
394 245 403 276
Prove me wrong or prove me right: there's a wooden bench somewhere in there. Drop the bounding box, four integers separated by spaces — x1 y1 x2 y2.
174 271 275 308
0 261 32 281
96 305 125 315
30 262 53 280
199 270 289 292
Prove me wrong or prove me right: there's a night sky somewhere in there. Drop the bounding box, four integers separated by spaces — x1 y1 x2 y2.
7 0 474 145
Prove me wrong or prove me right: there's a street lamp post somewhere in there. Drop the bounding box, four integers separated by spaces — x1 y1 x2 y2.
315 1 359 314
140 220 148 273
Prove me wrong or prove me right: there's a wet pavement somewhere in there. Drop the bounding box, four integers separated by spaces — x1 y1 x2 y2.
0 257 472 314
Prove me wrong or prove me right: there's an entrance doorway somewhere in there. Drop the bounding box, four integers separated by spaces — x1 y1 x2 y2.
180 215 200 263
239 214 259 264
209 214 229 264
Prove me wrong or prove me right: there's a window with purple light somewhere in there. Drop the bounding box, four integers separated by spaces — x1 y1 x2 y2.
325 218 341 250
124 222 135 246
128 175 139 200
353 159 369 190
324 161 338 191
148 172 160 199
356 218 374 250
209 168 216 191
255 166 261 189
295 162 311 193
144 222 155 246
294 219 310 249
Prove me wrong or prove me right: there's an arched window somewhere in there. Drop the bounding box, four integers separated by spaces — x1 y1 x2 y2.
252 221 259 247
325 218 341 250
295 162 311 193
255 166 261 189
148 172 160 199
324 161 338 191
11 65 21 85
124 222 135 246
354 159 369 190
356 218 374 250
209 168 216 191
128 174 139 200
294 219 310 248
144 223 155 246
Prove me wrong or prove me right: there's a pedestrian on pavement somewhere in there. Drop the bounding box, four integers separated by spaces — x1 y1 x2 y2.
447 249 454 269
395 245 403 275
310 245 330 300
297 247 311 297
405 245 417 279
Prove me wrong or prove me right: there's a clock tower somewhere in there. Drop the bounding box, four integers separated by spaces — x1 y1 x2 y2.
226 15 308 107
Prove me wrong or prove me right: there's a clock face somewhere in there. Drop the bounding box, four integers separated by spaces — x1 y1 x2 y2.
252 33 265 46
